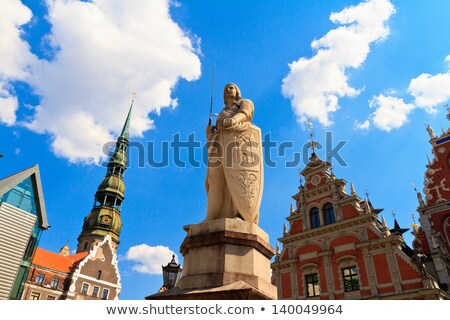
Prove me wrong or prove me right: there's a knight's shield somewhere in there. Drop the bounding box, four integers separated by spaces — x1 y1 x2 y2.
220 124 263 224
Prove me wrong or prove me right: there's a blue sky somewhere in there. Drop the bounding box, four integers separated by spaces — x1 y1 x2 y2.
1 0 450 299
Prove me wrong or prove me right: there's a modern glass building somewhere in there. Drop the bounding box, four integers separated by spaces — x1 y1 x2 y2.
0 165 49 299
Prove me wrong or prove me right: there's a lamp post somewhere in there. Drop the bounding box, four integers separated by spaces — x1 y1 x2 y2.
162 255 182 290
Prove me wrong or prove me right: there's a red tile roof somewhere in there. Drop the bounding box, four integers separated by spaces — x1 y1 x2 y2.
33 248 88 273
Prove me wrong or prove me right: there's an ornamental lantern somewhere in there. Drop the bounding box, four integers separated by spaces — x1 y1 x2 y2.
162 255 182 289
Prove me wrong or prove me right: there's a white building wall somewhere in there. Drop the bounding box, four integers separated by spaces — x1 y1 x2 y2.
0 202 36 300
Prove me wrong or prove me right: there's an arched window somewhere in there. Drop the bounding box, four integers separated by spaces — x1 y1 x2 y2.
310 207 320 229
324 203 336 225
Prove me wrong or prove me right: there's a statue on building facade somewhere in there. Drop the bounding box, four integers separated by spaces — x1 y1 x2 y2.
411 249 429 278
204 83 263 224
425 122 437 139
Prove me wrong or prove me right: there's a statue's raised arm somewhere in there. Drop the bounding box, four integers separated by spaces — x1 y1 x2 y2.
204 83 263 225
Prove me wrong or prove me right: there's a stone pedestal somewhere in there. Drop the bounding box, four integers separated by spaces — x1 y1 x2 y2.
146 218 277 300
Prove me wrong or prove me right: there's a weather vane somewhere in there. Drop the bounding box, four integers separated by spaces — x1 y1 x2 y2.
392 209 396 220
364 188 370 201
445 104 450 121
306 118 317 155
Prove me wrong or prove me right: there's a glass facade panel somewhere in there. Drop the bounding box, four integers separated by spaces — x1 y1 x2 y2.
1 177 37 215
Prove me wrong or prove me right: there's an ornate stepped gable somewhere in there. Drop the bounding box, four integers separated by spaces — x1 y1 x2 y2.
22 236 121 300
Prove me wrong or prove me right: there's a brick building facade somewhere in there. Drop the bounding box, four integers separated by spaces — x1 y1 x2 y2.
271 133 450 300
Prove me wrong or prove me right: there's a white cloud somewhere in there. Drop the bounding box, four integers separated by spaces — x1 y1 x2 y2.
368 55 450 132
369 94 415 131
125 244 179 275
0 81 19 126
0 0 36 80
0 0 201 163
0 0 37 126
408 67 450 110
282 0 395 126
355 119 370 130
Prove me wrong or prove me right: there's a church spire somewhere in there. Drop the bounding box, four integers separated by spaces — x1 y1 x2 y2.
77 101 133 253
119 95 134 143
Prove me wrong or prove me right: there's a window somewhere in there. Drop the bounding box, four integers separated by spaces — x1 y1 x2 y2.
83 242 89 250
342 267 360 292
47 295 56 300
105 195 114 207
305 273 320 297
81 283 89 295
1 177 37 214
23 228 40 261
310 208 320 229
96 270 102 280
92 286 100 297
51 277 60 289
30 292 40 300
35 273 44 285
101 288 109 300
324 203 336 225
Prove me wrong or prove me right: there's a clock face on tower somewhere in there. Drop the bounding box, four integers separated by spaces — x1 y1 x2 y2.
100 215 112 225
311 174 321 186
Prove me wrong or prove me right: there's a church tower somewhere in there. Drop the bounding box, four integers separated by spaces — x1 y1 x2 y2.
21 102 132 300
76 104 132 254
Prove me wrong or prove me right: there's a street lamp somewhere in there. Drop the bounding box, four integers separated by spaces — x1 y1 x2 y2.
162 255 182 290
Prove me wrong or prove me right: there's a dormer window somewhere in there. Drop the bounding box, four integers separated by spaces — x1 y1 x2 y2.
35 273 44 285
